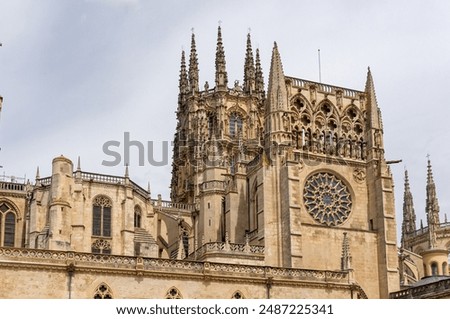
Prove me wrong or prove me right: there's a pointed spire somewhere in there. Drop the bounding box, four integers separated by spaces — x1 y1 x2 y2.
426 156 440 248
365 67 384 155
124 163 129 178
426 156 440 224
266 42 288 112
401 169 416 247
147 181 151 199
179 50 188 95
215 25 228 90
341 232 352 271
35 166 41 186
188 31 199 93
243 32 255 93
255 48 265 98
76 156 81 171
365 67 379 111
177 234 186 260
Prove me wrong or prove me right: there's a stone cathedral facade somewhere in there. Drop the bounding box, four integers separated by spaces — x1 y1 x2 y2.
0 27 447 299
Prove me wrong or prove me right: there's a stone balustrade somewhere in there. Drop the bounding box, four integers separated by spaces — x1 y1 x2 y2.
0 247 349 284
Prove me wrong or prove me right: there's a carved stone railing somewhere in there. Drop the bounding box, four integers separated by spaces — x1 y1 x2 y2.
287 76 362 98
37 176 52 186
37 171 150 199
407 221 450 238
390 277 450 299
190 241 265 260
79 172 125 184
0 247 350 285
151 200 196 212
0 182 26 192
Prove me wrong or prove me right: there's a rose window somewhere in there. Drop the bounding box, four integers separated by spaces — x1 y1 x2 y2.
303 172 352 226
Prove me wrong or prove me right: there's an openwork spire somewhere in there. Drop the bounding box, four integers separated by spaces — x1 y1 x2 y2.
401 169 416 248
179 50 188 95
243 32 255 93
255 48 265 97
215 25 228 90
426 157 440 248
341 232 352 271
266 42 287 112
188 32 199 93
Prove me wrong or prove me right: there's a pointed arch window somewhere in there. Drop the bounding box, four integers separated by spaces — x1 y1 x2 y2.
232 291 245 299
92 196 112 237
431 262 438 276
229 113 243 137
165 287 182 299
443 262 449 276
0 202 17 247
208 114 217 138
134 206 142 228
93 283 113 299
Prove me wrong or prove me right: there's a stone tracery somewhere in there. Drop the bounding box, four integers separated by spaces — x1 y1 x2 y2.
303 172 352 226
290 96 366 160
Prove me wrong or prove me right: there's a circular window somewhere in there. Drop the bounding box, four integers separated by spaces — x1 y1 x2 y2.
303 172 352 226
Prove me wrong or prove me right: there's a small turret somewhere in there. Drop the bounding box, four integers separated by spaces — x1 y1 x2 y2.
48 155 74 251
255 48 265 98
425 157 440 248
188 32 199 94
365 67 384 159
215 26 228 91
341 232 352 271
179 50 188 96
264 42 289 147
401 169 416 248
243 32 255 93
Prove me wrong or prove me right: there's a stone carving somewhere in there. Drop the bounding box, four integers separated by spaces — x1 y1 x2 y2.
304 172 352 226
353 168 366 183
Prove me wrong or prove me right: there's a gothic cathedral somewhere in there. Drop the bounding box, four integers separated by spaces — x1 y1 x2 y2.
0 27 448 299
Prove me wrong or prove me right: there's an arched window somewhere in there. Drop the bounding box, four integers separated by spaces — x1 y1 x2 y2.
229 113 243 137
92 196 112 237
92 239 111 255
431 262 438 276
134 206 142 228
165 287 182 299
232 291 245 299
0 202 16 247
93 283 113 299
208 114 217 138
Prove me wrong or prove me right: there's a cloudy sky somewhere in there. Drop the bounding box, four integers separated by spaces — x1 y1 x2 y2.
1 0 449 241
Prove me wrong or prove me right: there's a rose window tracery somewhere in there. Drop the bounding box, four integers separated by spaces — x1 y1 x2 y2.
303 172 352 226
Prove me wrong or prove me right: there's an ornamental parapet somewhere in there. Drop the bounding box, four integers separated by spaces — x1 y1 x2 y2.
189 241 265 261
0 247 349 285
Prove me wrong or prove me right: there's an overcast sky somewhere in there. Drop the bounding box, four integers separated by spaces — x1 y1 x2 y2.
1 0 450 242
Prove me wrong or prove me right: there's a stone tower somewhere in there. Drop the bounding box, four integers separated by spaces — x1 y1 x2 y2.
170 27 265 246
400 158 450 281
170 29 399 297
